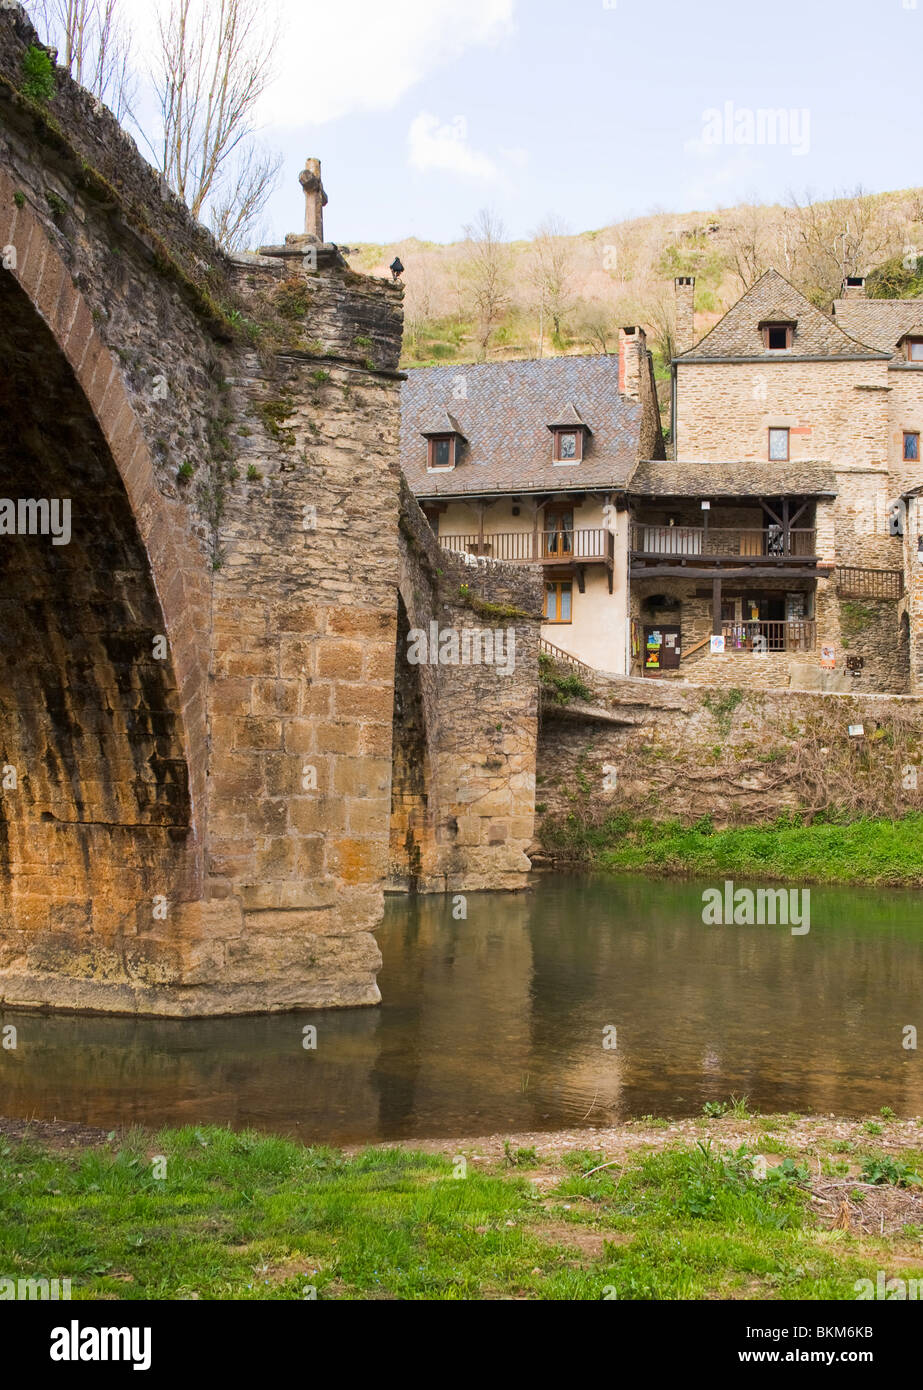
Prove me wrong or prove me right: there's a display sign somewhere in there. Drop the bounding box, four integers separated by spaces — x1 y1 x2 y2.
820 644 835 669
710 635 726 654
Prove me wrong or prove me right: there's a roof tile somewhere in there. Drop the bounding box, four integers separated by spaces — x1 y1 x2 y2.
400 356 641 496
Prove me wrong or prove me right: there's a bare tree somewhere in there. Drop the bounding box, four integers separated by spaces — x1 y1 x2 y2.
29 0 134 119
725 203 770 291
528 214 574 353
785 188 902 306
207 144 282 251
403 253 438 359
155 0 281 249
461 207 511 360
572 299 619 356
644 286 677 365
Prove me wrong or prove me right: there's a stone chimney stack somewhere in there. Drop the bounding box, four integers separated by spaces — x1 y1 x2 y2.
674 276 695 355
842 275 867 299
618 325 647 402
298 158 328 242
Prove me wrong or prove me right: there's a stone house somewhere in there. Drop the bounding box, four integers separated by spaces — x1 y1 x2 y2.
400 342 664 672
626 269 919 692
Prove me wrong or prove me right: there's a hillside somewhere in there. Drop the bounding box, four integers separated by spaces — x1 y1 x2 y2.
346 189 923 417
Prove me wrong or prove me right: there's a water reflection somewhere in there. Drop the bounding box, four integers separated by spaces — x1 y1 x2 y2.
1 874 922 1142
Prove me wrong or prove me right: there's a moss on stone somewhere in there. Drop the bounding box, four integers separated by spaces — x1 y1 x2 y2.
252 397 296 448
456 584 531 622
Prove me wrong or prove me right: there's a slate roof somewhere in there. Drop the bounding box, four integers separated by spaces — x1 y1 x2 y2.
832 296 923 361
400 357 642 497
628 459 838 498
680 269 886 361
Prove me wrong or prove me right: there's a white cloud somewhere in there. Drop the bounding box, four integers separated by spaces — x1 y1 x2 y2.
113 0 516 129
261 0 516 127
408 113 499 180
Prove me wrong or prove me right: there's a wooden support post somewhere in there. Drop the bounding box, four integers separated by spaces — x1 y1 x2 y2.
477 502 484 556
712 574 722 635
782 497 790 555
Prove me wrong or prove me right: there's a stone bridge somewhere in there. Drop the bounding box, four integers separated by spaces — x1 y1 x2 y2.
0 9 540 1016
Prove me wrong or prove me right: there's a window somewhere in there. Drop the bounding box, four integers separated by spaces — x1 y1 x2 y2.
428 435 454 469
553 429 582 463
904 431 920 462
762 323 793 351
544 580 572 623
544 509 573 557
908 340 923 363
768 427 790 461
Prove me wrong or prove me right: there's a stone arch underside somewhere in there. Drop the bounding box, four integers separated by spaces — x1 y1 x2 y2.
0 212 209 1006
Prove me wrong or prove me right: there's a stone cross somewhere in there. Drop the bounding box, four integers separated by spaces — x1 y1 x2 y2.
298 158 327 242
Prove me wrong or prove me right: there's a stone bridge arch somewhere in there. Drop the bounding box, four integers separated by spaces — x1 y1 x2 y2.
0 172 211 1005
0 6 539 1014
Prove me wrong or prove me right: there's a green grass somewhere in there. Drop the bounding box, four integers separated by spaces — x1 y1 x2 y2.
3 1126 923 1300
544 812 923 886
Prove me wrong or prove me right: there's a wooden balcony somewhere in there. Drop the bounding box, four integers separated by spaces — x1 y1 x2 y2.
721 619 816 653
440 528 615 591
631 523 817 565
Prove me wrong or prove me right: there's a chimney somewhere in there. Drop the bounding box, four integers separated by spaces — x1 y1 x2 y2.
618 325 646 401
298 157 328 242
842 275 867 299
674 276 695 355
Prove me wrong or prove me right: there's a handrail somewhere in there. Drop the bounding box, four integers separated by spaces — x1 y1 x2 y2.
679 634 713 662
440 529 614 564
539 638 593 674
630 523 816 559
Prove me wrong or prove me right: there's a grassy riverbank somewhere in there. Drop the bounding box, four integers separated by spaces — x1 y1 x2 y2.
3 1113 923 1299
539 812 923 887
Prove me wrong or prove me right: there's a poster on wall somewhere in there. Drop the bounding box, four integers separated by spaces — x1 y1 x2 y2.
710 635 726 654
820 644 836 669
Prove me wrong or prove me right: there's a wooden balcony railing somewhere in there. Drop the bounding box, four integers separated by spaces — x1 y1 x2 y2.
721 619 816 653
440 529 614 565
834 566 904 599
630 524 816 560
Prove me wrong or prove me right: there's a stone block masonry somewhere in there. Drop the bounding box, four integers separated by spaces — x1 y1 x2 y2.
536 670 923 846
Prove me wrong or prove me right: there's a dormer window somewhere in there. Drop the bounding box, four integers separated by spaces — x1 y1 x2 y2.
428 435 455 469
547 403 592 465
421 411 467 471
761 321 794 351
553 430 582 463
907 339 923 363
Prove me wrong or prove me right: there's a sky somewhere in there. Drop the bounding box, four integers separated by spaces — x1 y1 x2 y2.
111 0 922 247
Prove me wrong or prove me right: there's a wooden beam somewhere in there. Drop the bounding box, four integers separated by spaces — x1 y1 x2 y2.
759 497 782 526
631 565 830 580
712 575 722 635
